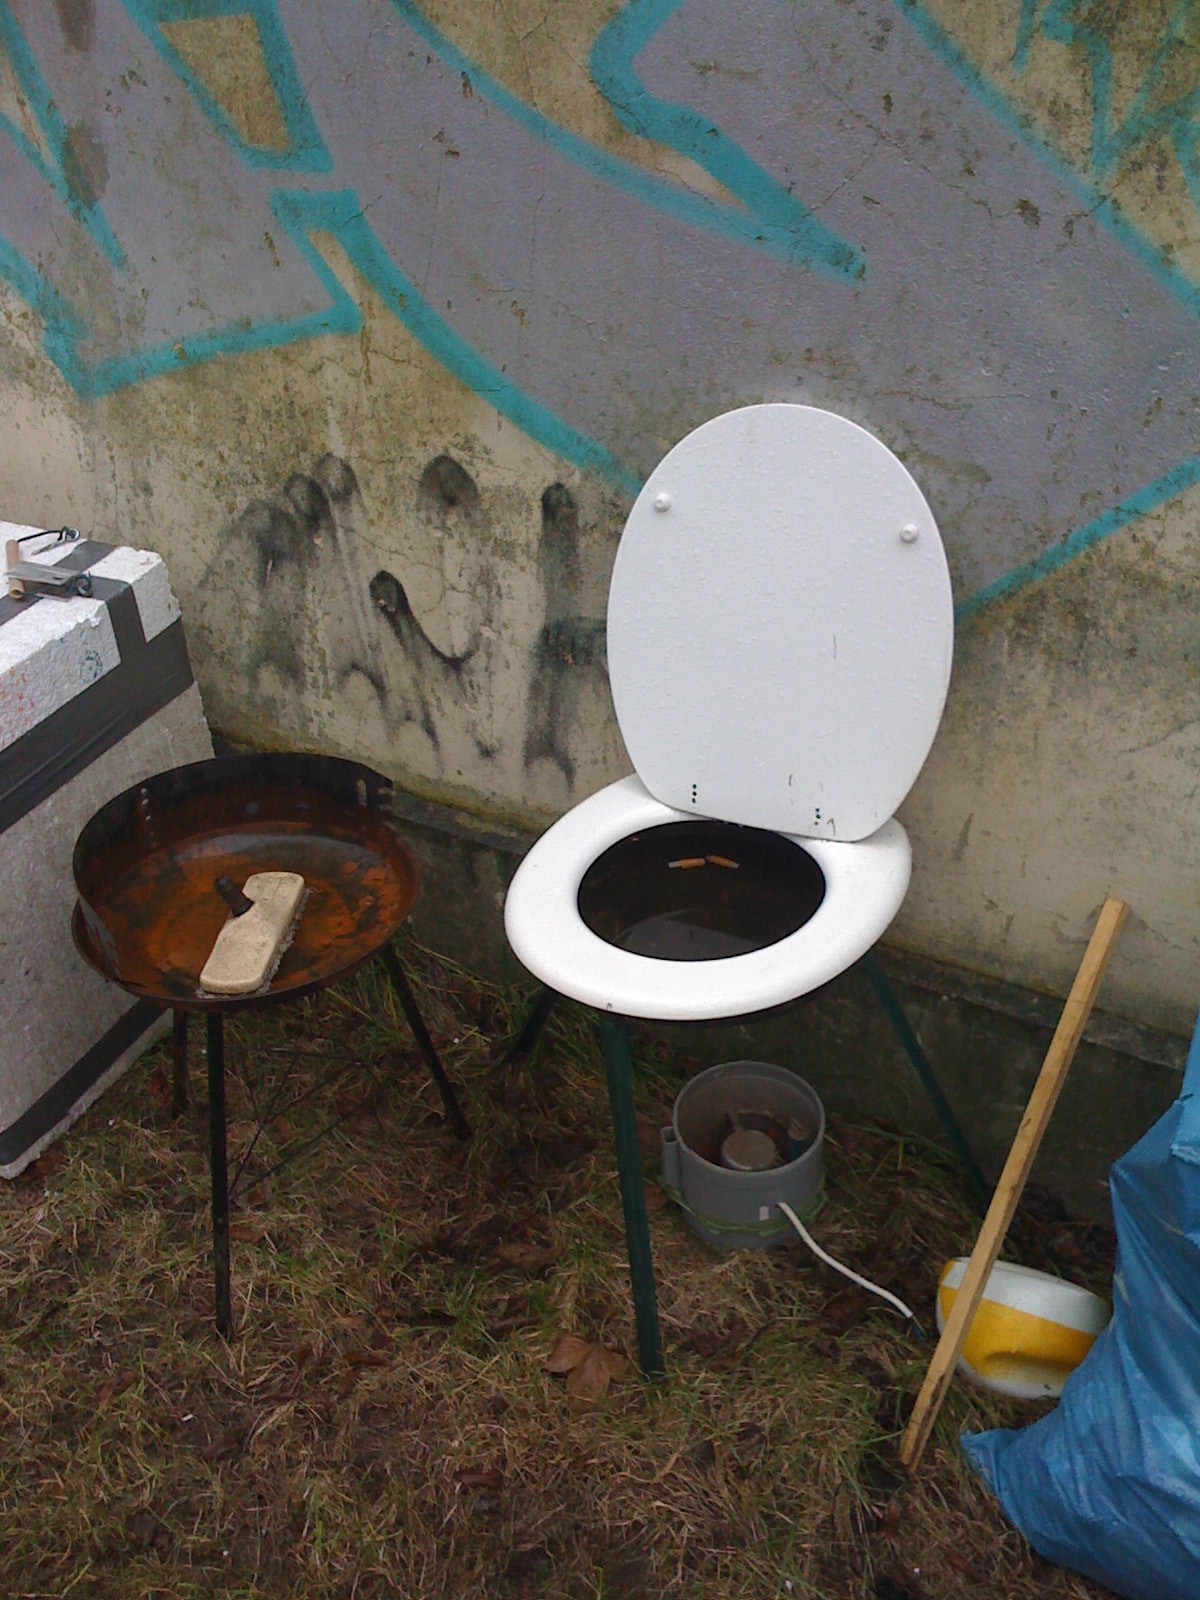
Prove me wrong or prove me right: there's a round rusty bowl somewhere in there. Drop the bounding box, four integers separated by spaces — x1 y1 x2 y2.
72 753 419 1011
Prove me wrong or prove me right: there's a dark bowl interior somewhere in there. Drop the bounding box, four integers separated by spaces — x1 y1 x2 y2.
577 819 825 962
72 753 418 1009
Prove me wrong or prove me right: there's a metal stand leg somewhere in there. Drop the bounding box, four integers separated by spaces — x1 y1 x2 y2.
381 942 471 1140
501 986 558 1065
598 1017 664 1377
172 1009 189 1115
859 949 990 1209
206 1011 232 1338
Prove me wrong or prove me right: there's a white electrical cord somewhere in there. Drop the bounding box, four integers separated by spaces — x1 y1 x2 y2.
777 1200 916 1324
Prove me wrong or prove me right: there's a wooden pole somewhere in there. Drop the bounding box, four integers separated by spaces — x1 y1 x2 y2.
899 896 1129 1473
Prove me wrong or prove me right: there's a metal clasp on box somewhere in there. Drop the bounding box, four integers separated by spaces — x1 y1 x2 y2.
5 528 91 600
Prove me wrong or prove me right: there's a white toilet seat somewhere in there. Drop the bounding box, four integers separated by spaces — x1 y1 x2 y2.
504 776 911 1022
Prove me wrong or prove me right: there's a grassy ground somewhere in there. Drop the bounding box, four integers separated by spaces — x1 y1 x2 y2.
0 939 1115 1599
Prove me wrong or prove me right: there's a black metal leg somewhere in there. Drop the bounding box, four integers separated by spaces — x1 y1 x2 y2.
206 1012 232 1338
501 985 558 1065
859 949 990 1209
381 942 471 1140
598 1017 664 1378
172 1009 189 1115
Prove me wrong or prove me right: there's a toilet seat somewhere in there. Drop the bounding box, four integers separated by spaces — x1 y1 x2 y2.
505 403 951 1022
504 776 911 1021
607 404 953 840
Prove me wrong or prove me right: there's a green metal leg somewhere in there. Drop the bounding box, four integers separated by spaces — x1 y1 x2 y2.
597 1016 664 1377
859 948 990 1209
501 985 558 1065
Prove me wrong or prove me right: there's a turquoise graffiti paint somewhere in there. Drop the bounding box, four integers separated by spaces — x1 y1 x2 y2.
390 0 862 279
1 0 1197 623
118 0 332 172
588 0 864 279
271 189 643 494
955 452 1200 623
894 0 1200 317
0 1 123 263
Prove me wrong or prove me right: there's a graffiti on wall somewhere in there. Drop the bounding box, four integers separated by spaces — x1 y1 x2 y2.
194 453 612 791
2 0 1200 614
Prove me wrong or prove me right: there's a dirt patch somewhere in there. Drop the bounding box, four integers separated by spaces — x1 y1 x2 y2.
0 939 1111 1598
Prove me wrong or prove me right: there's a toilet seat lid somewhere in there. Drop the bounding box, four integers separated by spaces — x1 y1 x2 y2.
607 404 953 842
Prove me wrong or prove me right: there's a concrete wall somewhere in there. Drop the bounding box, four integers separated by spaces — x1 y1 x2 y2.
2 1 1199 1033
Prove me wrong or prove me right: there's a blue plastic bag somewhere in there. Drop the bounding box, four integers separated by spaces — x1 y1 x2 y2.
962 1016 1200 1600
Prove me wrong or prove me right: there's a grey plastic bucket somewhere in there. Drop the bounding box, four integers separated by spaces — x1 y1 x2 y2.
660 1060 825 1251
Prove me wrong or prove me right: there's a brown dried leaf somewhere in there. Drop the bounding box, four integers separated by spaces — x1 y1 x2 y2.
566 1344 612 1403
881 1495 903 1536
29 1147 66 1181
455 1466 503 1492
600 1347 629 1382
96 1370 136 1409
228 1218 268 1243
495 1240 557 1272
199 1427 242 1463
684 1325 725 1358
545 1333 592 1373
345 1350 389 1370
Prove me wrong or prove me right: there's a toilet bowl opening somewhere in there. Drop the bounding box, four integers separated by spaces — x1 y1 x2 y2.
577 820 825 961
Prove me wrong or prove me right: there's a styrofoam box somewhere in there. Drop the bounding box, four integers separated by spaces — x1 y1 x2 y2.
0 524 213 1176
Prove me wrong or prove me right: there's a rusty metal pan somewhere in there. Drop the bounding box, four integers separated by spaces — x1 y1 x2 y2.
72 753 419 1011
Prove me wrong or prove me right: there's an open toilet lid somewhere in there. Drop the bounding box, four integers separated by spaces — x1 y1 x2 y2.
607 404 954 842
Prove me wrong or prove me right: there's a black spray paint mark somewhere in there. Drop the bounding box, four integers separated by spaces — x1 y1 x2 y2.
523 483 606 787
369 569 477 754
419 452 481 515
228 453 369 686
370 451 499 761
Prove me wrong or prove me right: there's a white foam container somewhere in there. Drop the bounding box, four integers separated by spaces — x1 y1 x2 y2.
0 524 213 1176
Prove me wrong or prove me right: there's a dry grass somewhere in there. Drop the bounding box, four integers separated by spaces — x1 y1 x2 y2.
0 938 1114 1599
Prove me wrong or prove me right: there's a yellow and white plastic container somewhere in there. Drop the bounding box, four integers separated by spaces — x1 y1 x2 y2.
937 1259 1110 1400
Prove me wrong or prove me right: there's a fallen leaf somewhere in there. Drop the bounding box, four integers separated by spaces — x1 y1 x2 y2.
228 1218 268 1243
96 1370 136 1408
455 1466 503 1492
127 1507 170 1551
566 1344 612 1403
546 1333 592 1374
733 1421 767 1462
345 1350 389 1370
147 1068 172 1111
600 1348 629 1381
547 1332 629 1402
28 1147 66 1181
942 1548 986 1582
495 1240 557 1272
200 1427 242 1462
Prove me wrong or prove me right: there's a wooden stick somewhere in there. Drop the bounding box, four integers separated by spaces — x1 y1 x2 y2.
899 896 1129 1473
